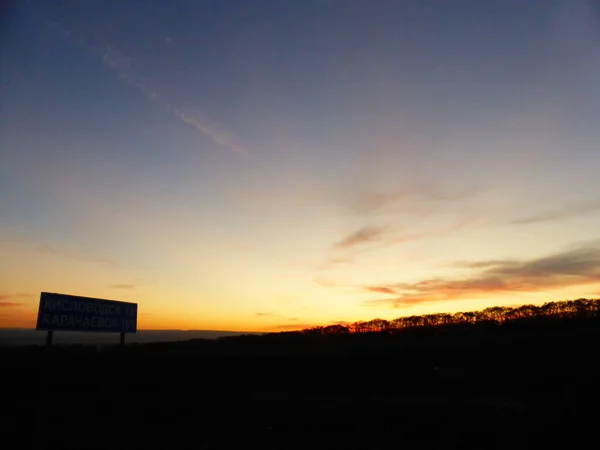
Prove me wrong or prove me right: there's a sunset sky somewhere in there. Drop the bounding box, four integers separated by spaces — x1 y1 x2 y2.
1 0 599 332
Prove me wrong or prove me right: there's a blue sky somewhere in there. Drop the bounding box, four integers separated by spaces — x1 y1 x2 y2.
1 0 599 330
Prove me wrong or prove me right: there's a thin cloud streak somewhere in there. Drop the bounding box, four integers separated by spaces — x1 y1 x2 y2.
325 215 478 267
0 293 31 302
0 290 31 308
108 284 137 290
366 239 600 308
314 276 340 288
38 10 246 155
268 323 316 331
0 302 23 308
269 319 351 331
255 312 299 323
365 286 398 295
341 183 482 215
37 244 116 266
453 259 517 269
512 198 600 224
334 225 388 249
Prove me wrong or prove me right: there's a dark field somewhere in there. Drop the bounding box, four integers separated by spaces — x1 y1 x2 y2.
4 326 599 449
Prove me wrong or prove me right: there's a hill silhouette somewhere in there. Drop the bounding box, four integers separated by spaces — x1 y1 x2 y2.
257 297 600 344
0 328 254 347
4 298 599 448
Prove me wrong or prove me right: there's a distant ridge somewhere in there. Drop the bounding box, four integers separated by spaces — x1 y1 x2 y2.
0 328 255 346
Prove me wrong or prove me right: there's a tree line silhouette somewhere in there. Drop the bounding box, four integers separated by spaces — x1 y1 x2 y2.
267 298 600 339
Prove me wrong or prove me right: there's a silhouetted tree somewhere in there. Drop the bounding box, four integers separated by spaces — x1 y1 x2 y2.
322 324 349 336
294 298 600 338
366 318 390 333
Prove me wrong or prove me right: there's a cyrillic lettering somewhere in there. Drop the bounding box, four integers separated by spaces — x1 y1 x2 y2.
105 305 121 315
44 298 61 311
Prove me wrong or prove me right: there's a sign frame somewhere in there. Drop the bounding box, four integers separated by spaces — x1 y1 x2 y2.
36 292 138 347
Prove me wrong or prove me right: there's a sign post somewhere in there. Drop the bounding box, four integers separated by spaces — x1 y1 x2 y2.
46 330 54 347
36 292 138 346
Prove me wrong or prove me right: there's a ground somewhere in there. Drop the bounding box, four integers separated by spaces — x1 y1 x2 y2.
4 328 598 449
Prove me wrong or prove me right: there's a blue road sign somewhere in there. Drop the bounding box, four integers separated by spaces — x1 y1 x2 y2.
36 292 137 333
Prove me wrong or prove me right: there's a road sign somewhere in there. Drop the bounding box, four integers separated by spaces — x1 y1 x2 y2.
36 292 137 334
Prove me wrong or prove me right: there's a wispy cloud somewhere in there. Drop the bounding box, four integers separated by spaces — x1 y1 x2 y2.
0 293 30 307
174 109 246 155
512 198 600 224
315 254 356 271
341 183 481 215
267 319 351 331
37 9 246 155
365 286 398 295
314 276 340 288
333 225 389 249
325 215 476 266
37 244 116 265
452 259 516 269
366 239 600 308
0 293 32 309
0 293 30 302
3 234 116 266
255 312 300 323
102 43 246 155
0 301 23 308
37 244 73 257
327 255 354 265
268 323 316 331
108 284 137 290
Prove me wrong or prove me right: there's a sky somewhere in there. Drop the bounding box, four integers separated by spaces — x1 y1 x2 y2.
1 0 599 332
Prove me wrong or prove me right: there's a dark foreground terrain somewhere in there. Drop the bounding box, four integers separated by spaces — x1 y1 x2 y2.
4 324 599 450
